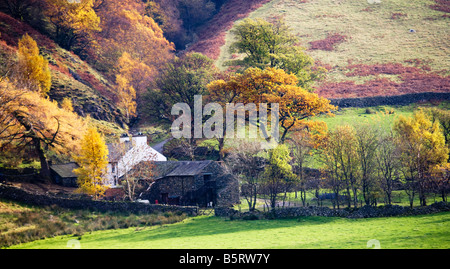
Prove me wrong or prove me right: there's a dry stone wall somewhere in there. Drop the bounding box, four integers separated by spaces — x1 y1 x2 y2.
216 202 450 219
0 183 198 216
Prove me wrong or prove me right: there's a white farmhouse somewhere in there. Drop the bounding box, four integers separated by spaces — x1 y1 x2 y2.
106 134 167 187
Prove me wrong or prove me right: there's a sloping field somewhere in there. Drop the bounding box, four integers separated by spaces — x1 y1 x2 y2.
214 0 450 98
8 212 450 249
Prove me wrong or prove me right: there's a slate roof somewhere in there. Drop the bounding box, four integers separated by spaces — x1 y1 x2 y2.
50 162 78 178
107 141 133 162
153 160 214 178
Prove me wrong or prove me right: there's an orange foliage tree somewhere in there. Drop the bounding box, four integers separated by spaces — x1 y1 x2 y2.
95 0 174 81
93 0 175 117
208 67 335 144
0 79 87 180
115 52 139 122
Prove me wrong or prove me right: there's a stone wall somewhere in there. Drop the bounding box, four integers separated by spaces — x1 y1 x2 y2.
215 202 450 219
144 161 240 207
0 183 198 216
330 92 450 108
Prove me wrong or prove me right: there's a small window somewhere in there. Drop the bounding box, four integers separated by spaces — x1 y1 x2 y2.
203 174 212 182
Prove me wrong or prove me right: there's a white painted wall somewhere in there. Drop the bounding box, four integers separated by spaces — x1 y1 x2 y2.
106 135 166 187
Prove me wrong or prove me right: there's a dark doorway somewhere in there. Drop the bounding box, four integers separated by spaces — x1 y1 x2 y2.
168 195 180 205
203 174 216 207
161 193 168 204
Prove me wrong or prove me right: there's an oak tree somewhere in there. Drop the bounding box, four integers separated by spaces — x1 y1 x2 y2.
208 67 335 145
228 18 326 89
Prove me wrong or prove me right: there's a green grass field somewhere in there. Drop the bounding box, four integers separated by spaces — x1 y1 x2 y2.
8 212 450 249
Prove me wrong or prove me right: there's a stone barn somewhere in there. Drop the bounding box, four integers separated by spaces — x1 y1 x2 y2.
143 160 239 207
50 162 79 187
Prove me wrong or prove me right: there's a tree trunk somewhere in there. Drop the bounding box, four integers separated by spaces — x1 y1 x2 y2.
34 138 51 182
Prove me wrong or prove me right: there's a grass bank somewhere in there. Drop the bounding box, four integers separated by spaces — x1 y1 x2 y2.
8 211 450 249
0 199 188 248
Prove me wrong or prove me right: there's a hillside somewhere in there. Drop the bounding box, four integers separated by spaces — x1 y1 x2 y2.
211 0 450 98
0 12 126 136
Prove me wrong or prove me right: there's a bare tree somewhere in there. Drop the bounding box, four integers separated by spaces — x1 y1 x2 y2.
287 129 314 206
319 125 358 208
110 141 156 201
375 130 399 205
225 139 266 211
354 124 379 206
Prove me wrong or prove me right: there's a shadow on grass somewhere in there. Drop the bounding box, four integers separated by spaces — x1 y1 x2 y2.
90 215 343 245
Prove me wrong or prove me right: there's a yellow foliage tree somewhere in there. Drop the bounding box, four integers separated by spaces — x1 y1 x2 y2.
73 126 109 199
60 97 74 112
394 110 449 206
44 0 101 50
17 34 51 96
115 52 138 122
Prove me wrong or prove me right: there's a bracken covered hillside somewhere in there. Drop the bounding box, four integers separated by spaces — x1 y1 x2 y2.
0 12 126 133
211 0 450 98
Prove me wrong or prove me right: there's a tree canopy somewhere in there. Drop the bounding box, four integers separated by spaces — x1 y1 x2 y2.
208 67 335 143
228 18 326 89
73 126 109 199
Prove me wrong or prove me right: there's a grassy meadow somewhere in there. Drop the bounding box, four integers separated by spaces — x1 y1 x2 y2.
7 212 450 249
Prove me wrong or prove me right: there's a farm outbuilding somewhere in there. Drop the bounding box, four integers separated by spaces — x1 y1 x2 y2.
143 160 239 207
50 162 79 187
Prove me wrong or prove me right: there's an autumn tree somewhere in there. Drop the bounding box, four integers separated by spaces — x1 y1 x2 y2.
208 67 335 146
60 97 74 112
319 125 359 208
225 139 266 211
287 123 327 206
44 0 101 52
115 52 138 123
16 34 51 96
144 0 183 48
145 52 217 159
261 144 294 210
95 0 174 77
0 79 86 180
228 18 326 89
394 110 449 207
73 126 109 199
425 107 450 156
